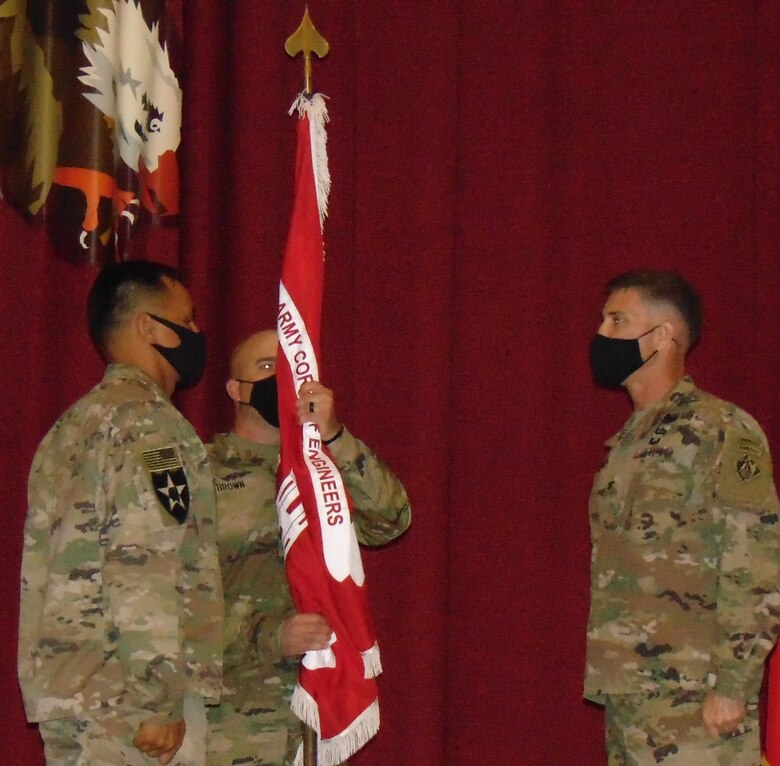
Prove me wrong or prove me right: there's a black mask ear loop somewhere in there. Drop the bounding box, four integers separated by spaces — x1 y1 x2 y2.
643 323 680 361
638 324 663 364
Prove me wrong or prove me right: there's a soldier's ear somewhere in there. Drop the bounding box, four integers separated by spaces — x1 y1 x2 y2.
658 320 676 348
136 311 157 342
226 378 241 402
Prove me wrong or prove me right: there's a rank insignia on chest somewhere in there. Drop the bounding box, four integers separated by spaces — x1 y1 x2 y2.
736 453 761 482
142 446 190 523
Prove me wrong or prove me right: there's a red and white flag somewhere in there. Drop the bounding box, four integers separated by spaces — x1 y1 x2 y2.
275 92 381 766
764 648 780 765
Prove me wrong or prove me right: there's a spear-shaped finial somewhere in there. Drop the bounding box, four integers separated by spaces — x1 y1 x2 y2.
285 6 329 95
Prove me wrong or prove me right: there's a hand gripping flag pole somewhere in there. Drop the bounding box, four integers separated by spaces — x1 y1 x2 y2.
279 10 382 766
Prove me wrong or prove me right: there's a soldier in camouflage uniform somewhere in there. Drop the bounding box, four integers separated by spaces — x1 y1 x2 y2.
19 261 223 766
585 270 780 765
205 329 411 766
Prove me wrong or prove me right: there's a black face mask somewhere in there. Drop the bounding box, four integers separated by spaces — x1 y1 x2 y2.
149 314 206 391
588 326 659 389
236 375 279 427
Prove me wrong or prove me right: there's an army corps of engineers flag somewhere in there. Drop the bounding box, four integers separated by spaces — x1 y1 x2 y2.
275 92 382 766
764 649 780 765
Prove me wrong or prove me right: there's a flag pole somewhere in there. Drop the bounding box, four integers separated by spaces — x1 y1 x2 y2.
302 724 318 766
285 9 329 766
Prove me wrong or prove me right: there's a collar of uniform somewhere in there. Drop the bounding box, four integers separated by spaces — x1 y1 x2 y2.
671 374 697 398
103 362 169 400
604 374 697 448
221 431 280 463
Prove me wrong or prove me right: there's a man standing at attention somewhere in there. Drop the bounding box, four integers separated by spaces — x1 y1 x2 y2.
19 260 223 766
205 329 411 766
585 269 780 764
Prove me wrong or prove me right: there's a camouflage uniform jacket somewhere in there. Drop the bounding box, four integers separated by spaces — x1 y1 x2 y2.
585 376 780 703
19 364 223 723
206 427 411 714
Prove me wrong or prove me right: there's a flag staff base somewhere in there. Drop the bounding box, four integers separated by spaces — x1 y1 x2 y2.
303 723 318 766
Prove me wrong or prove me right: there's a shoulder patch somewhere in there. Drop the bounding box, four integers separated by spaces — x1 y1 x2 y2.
718 431 772 507
736 452 761 482
142 446 189 524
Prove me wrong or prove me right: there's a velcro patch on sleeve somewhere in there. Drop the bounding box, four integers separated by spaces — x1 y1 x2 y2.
142 446 190 524
718 431 772 507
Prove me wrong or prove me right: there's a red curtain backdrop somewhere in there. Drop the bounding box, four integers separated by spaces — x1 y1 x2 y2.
2 3 779 764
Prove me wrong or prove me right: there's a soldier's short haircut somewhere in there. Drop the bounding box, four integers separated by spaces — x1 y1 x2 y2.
88 259 183 353
606 269 702 348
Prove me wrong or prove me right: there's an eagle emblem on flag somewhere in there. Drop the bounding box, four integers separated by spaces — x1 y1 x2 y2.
0 0 181 262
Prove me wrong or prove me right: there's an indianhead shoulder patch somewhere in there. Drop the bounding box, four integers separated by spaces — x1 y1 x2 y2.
142 445 189 524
